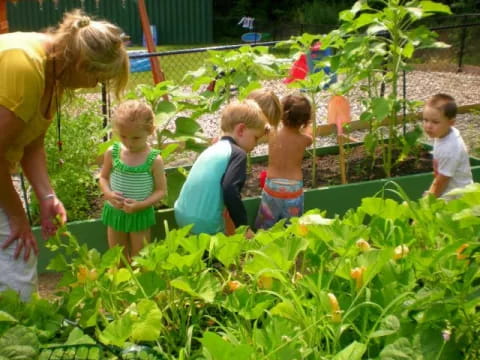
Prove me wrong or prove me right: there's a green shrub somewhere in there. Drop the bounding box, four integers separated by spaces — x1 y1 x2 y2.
29 96 105 224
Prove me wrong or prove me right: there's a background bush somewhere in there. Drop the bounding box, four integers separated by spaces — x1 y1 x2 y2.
29 96 105 224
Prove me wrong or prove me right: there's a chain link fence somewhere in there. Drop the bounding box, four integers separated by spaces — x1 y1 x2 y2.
126 19 480 89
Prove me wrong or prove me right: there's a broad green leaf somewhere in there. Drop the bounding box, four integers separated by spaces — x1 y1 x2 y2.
46 254 69 272
367 24 388 35
0 325 39 359
65 327 96 345
380 337 416 360
448 183 480 206
165 168 187 207
212 233 245 267
339 9 355 22
175 117 202 136
244 236 307 279
114 268 132 285
170 272 221 303
131 300 163 342
159 143 179 161
299 214 334 226
371 97 391 122
136 272 166 297
352 13 377 30
359 198 406 220
239 299 273 320
0 311 17 323
165 251 204 271
201 332 254 360
402 41 415 58
405 7 423 19
239 81 262 99
270 301 299 322
100 246 123 270
452 206 480 228
98 316 133 347
97 138 116 156
333 341 366 360
155 100 176 114
179 233 210 254
370 315 400 338
419 1 452 14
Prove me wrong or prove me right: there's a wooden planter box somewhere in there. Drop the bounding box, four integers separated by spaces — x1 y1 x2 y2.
34 144 480 273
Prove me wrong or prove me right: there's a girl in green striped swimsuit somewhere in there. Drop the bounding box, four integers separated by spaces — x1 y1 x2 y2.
99 100 166 261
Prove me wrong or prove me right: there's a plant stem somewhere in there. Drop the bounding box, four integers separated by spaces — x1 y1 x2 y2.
434 341 447 360
310 91 317 187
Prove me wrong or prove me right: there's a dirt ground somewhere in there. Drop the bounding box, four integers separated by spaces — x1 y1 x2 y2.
242 145 433 198
38 272 62 300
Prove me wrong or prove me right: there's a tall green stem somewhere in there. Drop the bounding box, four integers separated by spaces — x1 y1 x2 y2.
310 91 317 188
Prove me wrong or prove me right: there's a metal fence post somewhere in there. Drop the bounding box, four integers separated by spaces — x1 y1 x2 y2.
457 19 468 72
101 82 109 142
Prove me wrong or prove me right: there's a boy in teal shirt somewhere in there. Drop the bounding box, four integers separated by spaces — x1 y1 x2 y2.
174 100 267 238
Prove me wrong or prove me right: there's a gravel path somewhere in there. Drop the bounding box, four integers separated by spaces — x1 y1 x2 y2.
168 70 480 162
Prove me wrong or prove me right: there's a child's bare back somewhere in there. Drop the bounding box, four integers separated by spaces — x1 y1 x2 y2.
267 126 312 180
255 94 313 230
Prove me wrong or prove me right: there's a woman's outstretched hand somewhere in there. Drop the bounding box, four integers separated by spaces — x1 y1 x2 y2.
40 195 67 239
2 214 38 261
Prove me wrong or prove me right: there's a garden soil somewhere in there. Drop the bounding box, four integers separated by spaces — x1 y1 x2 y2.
242 145 433 198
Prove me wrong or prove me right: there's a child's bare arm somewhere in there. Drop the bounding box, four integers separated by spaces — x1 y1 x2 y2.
302 124 313 147
145 156 167 206
124 156 167 213
99 149 125 209
428 173 451 197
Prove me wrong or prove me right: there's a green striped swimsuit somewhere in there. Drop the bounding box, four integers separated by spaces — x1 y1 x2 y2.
101 142 160 232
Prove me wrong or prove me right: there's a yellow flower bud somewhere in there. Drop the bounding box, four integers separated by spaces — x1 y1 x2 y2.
350 266 366 289
393 245 409 260
356 239 371 252
456 244 469 260
327 293 341 323
257 275 273 290
227 280 242 292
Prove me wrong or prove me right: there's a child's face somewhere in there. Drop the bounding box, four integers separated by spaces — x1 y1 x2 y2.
422 105 454 139
234 123 265 153
116 122 151 152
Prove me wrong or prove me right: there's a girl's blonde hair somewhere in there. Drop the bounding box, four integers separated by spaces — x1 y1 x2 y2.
246 89 282 128
113 100 155 133
221 100 267 133
50 9 129 98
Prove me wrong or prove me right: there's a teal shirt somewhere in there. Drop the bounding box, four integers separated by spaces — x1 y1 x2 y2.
174 139 232 234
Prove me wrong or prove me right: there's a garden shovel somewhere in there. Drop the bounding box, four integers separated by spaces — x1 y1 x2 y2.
327 95 353 184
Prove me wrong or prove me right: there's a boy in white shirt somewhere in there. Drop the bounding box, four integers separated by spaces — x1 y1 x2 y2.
423 93 473 199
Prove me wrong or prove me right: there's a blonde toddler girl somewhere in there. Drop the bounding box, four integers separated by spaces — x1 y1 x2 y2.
100 100 166 261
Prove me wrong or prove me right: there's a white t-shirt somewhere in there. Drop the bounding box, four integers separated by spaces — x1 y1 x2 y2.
433 127 473 198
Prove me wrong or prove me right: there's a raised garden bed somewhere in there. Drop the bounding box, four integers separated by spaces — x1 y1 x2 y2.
35 141 480 273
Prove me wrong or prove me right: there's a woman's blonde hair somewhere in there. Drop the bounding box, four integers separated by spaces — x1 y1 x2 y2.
221 100 267 133
50 9 129 98
246 88 282 128
112 100 155 133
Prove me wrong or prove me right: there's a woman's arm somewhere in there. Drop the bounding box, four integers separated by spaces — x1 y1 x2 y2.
21 134 67 239
0 106 38 260
123 155 167 213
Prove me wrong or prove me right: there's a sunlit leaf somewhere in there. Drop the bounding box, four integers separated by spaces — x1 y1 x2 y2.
333 341 367 360
131 300 163 342
201 332 254 360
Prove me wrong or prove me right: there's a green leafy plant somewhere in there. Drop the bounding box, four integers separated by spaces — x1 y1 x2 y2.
33 182 479 359
30 97 105 223
324 0 452 176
